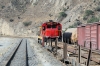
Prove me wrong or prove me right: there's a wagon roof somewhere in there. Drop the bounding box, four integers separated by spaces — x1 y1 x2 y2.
77 22 100 27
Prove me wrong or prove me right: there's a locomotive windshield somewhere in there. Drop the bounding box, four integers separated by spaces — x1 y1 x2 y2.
47 25 51 28
46 22 57 28
52 24 56 28
47 24 57 28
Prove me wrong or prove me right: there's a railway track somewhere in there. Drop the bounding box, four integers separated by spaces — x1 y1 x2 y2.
54 42 100 66
0 38 65 66
0 39 28 66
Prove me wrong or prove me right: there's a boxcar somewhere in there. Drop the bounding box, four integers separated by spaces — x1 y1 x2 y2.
77 25 85 46
77 22 100 50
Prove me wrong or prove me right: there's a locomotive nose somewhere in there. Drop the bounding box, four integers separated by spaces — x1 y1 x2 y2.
51 29 58 36
45 29 58 38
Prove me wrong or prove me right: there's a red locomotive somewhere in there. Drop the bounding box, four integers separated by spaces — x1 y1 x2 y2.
38 20 62 46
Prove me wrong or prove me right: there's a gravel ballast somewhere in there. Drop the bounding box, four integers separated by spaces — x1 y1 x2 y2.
29 38 65 66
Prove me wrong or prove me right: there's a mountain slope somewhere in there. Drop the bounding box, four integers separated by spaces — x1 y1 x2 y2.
0 0 100 36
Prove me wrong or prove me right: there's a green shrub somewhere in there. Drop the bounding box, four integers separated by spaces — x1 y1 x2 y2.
68 25 75 28
85 10 94 16
33 2 38 5
95 6 100 11
87 16 99 23
63 8 67 12
23 21 32 26
1 6 5 9
75 21 82 25
49 14 53 17
83 15 88 20
10 19 14 22
68 21 82 28
59 12 67 17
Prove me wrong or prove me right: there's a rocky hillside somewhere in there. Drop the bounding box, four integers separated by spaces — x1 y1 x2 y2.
0 0 100 36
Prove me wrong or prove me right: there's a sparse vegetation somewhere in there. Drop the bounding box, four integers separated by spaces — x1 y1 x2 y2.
68 25 75 28
87 16 99 23
83 15 88 20
85 10 94 16
83 10 94 21
33 2 38 5
18 17 21 19
11 0 27 13
58 11 67 21
68 21 82 28
95 6 100 11
1 5 5 9
49 14 53 17
63 8 67 12
23 21 32 26
59 12 67 17
10 19 14 22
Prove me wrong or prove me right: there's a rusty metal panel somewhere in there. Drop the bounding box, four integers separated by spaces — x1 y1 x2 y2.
90 24 98 50
77 26 85 46
85 24 91 49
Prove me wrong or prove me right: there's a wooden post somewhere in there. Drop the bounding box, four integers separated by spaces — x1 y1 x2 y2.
78 45 81 63
42 37 44 47
72 59 75 66
86 41 92 66
55 38 58 55
63 38 67 62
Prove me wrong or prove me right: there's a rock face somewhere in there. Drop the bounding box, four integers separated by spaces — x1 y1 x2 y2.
0 18 13 36
0 0 100 36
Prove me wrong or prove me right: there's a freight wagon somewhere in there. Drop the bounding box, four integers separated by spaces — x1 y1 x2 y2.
77 22 100 50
